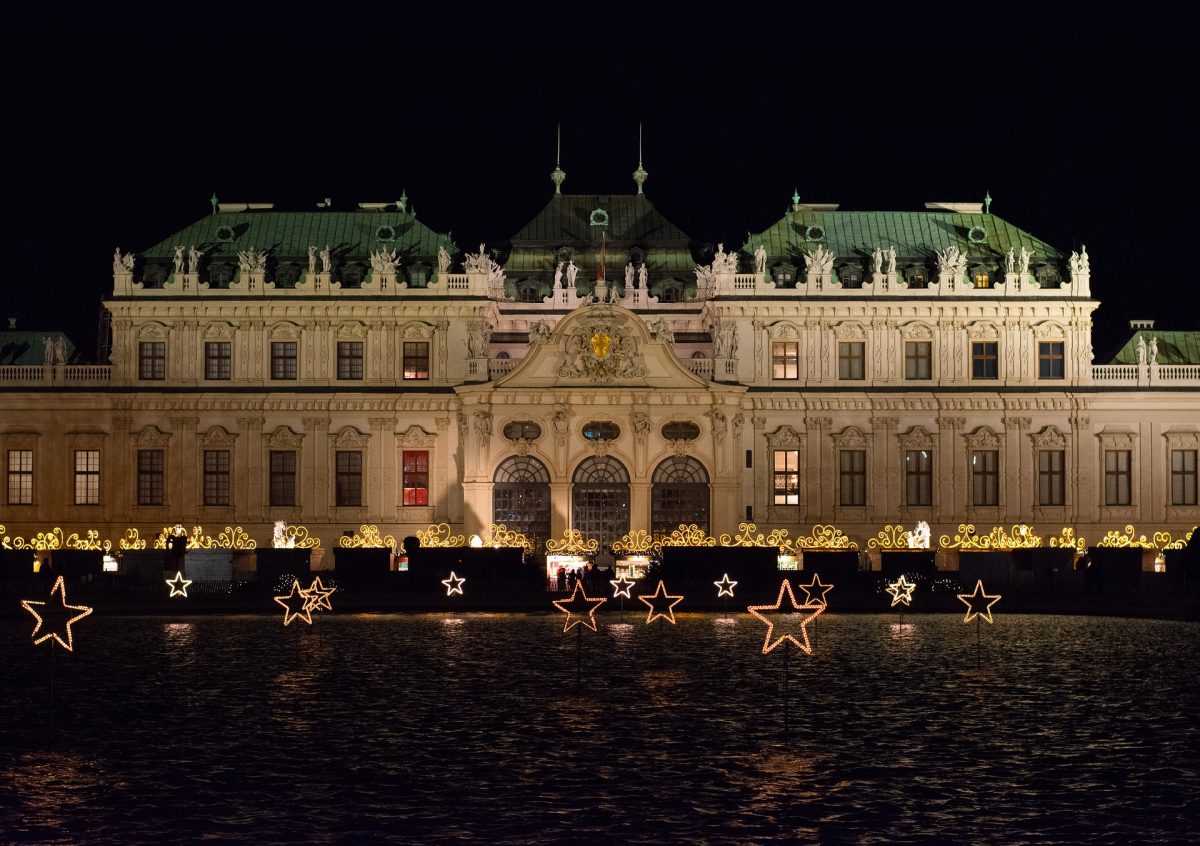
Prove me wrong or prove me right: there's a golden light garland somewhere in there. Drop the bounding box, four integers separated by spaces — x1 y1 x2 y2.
545 529 599 555
483 523 534 552
713 573 738 597
302 576 336 613
277 524 321 549
638 580 684 625
937 523 1044 551
551 582 607 632
416 523 466 548
1048 527 1087 553
21 575 93 651
1160 527 1195 550
611 529 657 554
441 571 466 596
118 528 147 550
1 527 114 554
274 579 313 626
798 573 835 607
165 571 192 598
747 579 825 655
150 525 256 550
717 522 795 553
656 524 717 548
1095 525 1156 549
867 525 911 551
610 574 636 599
793 524 859 551
337 524 399 549
885 574 916 607
957 579 1002 624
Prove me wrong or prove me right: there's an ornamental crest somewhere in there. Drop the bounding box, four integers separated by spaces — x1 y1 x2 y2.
557 322 646 382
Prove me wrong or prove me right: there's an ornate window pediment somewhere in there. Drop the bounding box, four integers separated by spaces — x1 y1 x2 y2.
765 424 804 450
1096 428 1136 450
898 425 935 450
1030 425 1067 450
333 426 370 449
401 321 436 340
397 425 436 448
900 321 934 341
136 425 172 448
832 320 866 341
336 321 368 339
770 320 801 340
269 321 303 340
1032 320 1065 339
200 426 237 447
265 425 304 448
966 320 1000 340
203 321 236 340
964 425 1001 450
1162 428 1200 449
138 322 169 340
832 425 869 449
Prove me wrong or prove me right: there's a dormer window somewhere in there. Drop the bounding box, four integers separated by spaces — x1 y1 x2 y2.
275 263 300 288
839 265 863 289
517 281 541 302
208 262 234 287
771 263 796 288
973 272 991 289
1036 266 1060 289
907 269 927 288
340 263 364 288
408 262 430 288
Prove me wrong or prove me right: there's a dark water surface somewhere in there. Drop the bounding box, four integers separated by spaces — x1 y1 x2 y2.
1 612 1197 844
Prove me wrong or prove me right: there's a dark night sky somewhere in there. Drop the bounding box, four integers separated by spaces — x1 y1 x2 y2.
4 4 1194 360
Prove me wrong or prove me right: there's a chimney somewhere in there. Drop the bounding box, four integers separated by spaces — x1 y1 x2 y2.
1129 319 1155 331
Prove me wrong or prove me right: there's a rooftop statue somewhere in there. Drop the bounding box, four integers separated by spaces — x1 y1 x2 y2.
935 246 968 276
1137 335 1147 365
370 247 400 275
1018 247 1031 276
872 247 882 275
553 262 563 289
189 246 201 275
1079 244 1089 274
638 263 648 289
649 317 674 344
113 247 134 274
437 245 452 274
886 245 897 275
1005 248 1015 274
320 245 332 273
625 262 634 289
1069 245 1090 276
566 260 578 288
173 245 185 275
1149 336 1158 365
712 243 738 275
308 245 317 274
42 336 53 365
803 245 836 275
754 243 767 274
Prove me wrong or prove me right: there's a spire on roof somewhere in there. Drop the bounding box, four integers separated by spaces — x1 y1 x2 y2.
632 123 648 195
399 189 408 212
210 192 218 215
791 189 800 211
984 190 993 214
550 124 566 195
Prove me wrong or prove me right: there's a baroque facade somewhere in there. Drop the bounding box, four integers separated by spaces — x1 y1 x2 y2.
2 179 1198 554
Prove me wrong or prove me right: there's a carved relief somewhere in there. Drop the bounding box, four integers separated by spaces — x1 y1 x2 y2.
771 320 800 340
900 321 934 340
898 425 935 450
265 426 304 449
336 321 368 339
832 320 866 340
269 321 303 340
556 321 646 382
400 321 436 340
766 424 803 449
1030 425 1067 450
965 320 1000 340
1162 429 1200 449
964 425 1001 450
333 426 370 449
138 322 169 340
199 426 237 447
203 321 236 340
135 425 172 448
1096 429 1136 450
832 425 869 449
397 426 436 448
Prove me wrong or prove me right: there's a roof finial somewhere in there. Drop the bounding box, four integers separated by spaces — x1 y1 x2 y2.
632 123 648 195
984 190 992 214
791 189 800 211
210 192 218 214
399 189 408 212
550 123 566 195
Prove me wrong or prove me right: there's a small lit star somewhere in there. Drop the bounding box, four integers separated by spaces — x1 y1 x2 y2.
714 573 738 598
274 579 313 626
638 580 684 625
610 574 636 599
798 573 834 607
301 576 336 612
442 571 466 596
165 571 192 598
552 582 608 632
885 574 916 607
957 579 1002 624
747 579 825 654
21 575 93 651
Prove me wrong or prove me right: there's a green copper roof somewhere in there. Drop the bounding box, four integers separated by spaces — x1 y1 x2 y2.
140 211 456 262
742 210 1063 266
1107 331 1200 365
507 194 693 245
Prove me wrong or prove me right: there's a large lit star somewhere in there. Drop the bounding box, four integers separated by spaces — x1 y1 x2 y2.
714 573 738 598
21 575 93 651
301 576 336 612
552 582 608 632
957 579 1002 624
274 579 313 626
165 571 192 598
798 573 834 607
441 571 466 596
747 580 825 654
885 574 916 607
638 580 684 625
610 574 636 599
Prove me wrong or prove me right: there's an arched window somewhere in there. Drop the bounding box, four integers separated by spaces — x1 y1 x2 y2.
572 456 630 552
493 456 551 550
651 456 709 540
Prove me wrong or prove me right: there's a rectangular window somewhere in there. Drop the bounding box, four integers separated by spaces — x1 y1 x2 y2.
137 449 164 506
772 450 799 505
74 449 100 505
7 448 33 501
335 450 363 507
1038 341 1065 380
403 450 430 506
772 341 799 380
904 449 932 506
337 341 364 380
971 450 999 506
203 449 231 506
204 341 231 380
838 341 865 380
1038 450 1065 506
403 341 430 380
904 341 931 380
139 341 166 380
1104 449 1132 506
839 449 866 506
269 450 297 507
971 342 998 379
271 341 298 380
1171 449 1197 506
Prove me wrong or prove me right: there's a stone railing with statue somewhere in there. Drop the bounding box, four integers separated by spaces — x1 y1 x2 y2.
0 364 112 386
1090 336 1200 386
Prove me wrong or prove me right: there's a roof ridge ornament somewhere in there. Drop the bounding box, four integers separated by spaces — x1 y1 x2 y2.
551 124 566 195
984 190 992 214
632 123 648 195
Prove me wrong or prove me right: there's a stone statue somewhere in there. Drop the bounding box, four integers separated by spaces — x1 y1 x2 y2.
466 324 491 358
907 520 931 550
189 246 201 275
707 409 728 441
872 247 883 275
732 412 744 441
308 245 317 274
712 243 739 275
566 260 578 288
553 262 563 289
803 245 836 276
1079 244 1089 274
1018 247 1031 276
754 243 767 274
649 317 674 344
437 245 451 274
1005 248 1015 274
638 263 648 289
1148 336 1158 365
552 407 569 435
728 325 739 358
1136 335 1147 365
52 336 67 365
42 336 53 365
632 411 651 440
886 245 897 275
273 520 295 549
113 247 124 274
371 248 399 275
173 246 185 275
472 411 492 440
935 246 968 278
528 319 552 344
625 263 634 289
238 249 253 275
320 245 332 273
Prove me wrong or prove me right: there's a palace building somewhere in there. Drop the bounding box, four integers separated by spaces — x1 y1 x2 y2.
2 168 1198 557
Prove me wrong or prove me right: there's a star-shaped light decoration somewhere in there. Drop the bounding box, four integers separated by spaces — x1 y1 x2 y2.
21 575 94 651
301 576 336 613
885 574 916 607
552 582 608 632
274 579 313 626
165 571 192 598
714 573 738 598
441 571 466 597
638 580 684 625
957 579 1002 624
798 573 834 607
747 579 825 654
610 574 636 599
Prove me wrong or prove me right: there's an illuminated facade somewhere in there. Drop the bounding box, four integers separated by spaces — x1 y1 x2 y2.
2 178 1198 554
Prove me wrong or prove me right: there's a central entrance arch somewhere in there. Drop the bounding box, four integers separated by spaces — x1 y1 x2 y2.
572 455 630 553
651 455 710 540
493 455 551 550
